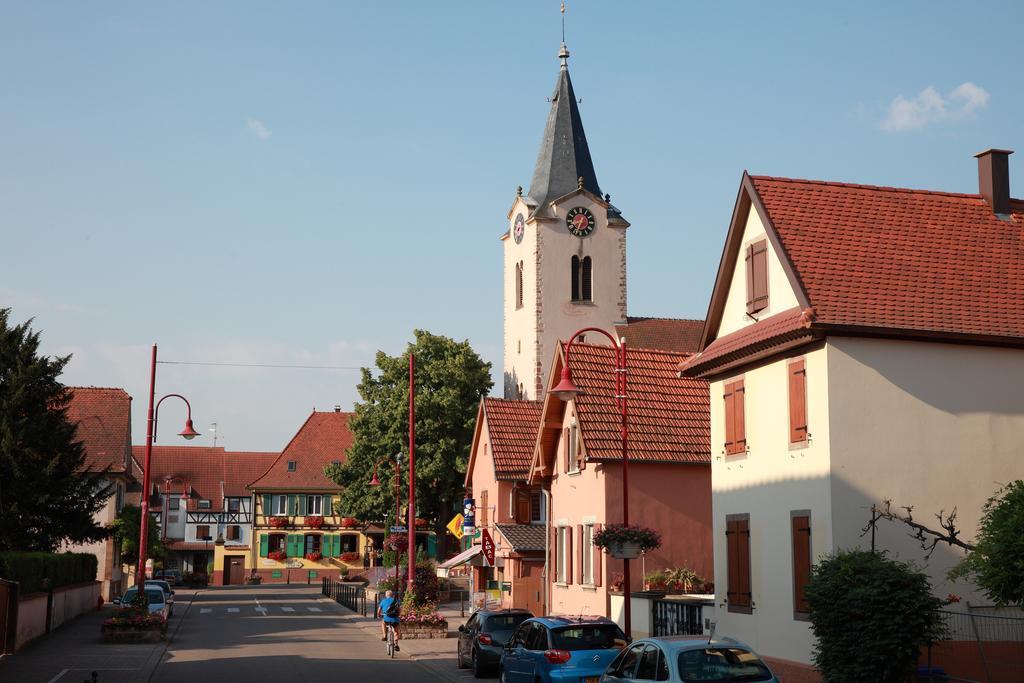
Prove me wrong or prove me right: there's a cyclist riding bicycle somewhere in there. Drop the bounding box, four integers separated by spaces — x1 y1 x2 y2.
377 589 401 651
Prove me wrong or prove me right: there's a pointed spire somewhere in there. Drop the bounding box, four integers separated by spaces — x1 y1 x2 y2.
526 43 601 215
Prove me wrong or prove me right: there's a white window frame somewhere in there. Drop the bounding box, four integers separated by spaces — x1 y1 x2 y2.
582 524 594 585
306 495 323 516
227 498 240 514
273 494 288 516
197 499 211 509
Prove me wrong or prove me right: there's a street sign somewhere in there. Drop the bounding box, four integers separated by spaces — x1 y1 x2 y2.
390 526 407 533
481 528 495 567
446 514 464 539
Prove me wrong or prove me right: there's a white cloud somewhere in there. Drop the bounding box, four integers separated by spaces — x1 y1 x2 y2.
881 82 989 132
247 118 272 141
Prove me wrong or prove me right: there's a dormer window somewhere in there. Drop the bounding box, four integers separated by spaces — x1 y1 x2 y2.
745 239 769 315
287 460 297 472
198 499 211 509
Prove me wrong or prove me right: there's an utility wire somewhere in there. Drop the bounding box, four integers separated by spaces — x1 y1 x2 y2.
157 360 363 371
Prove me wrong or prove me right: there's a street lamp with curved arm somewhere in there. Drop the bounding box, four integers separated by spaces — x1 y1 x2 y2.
550 326 632 637
369 453 404 584
153 393 201 442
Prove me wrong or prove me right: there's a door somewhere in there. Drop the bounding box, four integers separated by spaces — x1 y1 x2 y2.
503 622 531 681
227 558 245 585
512 561 543 615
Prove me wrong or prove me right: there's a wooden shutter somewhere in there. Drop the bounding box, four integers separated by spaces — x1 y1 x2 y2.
581 256 592 301
515 493 531 524
724 380 746 455
297 494 307 516
287 495 296 516
480 490 488 527
259 534 269 557
286 534 298 557
792 515 811 614
262 495 272 517
726 517 752 612
576 524 584 584
747 240 769 314
571 256 580 301
789 360 808 443
563 427 570 473
565 527 573 585
323 495 333 517
551 525 559 580
592 524 602 587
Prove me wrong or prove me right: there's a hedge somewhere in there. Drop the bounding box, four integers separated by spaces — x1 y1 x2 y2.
0 552 98 595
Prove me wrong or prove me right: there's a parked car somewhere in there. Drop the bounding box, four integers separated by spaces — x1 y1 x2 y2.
146 580 175 617
114 587 170 621
500 616 629 683
601 636 778 682
155 569 183 586
458 608 533 677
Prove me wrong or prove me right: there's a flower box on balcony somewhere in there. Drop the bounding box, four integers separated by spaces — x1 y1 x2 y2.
268 516 288 529
340 552 361 562
305 551 323 562
340 516 360 529
593 524 661 559
305 516 324 529
268 550 287 562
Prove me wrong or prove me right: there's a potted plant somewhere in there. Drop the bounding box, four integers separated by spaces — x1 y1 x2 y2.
305 551 323 562
340 516 360 529
305 516 324 529
592 524 661 560
269 516 288 529
643 569 669 592
245 572 262 585
268 549 287 562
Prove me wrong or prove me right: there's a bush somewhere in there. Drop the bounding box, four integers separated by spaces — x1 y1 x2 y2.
949 480 1024 606
806 550 945 682
0 552 98 594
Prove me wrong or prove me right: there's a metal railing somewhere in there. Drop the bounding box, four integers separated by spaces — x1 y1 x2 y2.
652 599 705 637
929 609 1024 683
322 577 368 617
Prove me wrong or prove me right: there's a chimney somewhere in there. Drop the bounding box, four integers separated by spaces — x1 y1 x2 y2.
974 148 1014 215
333 405 341 413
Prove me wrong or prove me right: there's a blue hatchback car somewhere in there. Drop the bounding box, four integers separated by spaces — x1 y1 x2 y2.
600 635 779 682
500 616 630 683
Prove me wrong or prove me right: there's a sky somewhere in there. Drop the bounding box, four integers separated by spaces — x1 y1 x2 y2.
2 2 1022 451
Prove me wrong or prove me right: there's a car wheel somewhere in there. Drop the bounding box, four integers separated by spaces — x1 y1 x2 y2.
472 649 485 678
456 643 466 669
498 666 510 683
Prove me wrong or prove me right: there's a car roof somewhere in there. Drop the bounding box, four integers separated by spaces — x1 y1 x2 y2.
527 616 616 628
478 609 532 617
636 635 753 651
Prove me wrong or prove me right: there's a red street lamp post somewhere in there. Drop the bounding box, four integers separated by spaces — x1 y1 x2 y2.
407 352 416 592
369 452 403 586
551 327 631 637
137 344 201 586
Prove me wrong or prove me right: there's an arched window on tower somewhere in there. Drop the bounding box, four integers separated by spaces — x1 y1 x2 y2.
571 255 593 302
515 261 524 309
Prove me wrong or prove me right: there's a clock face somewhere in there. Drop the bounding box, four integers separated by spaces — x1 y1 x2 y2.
566 206 596 237
513 213 525 244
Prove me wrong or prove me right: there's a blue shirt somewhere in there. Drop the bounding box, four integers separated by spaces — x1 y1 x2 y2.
379 597 400 624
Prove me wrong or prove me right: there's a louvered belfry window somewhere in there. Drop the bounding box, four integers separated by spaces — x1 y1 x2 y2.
726 515 752 613
723 379 746 455
571 256 580 301
570 256 593 302
745 239 769 314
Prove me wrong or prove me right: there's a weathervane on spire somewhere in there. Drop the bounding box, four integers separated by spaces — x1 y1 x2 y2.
561 1 566 43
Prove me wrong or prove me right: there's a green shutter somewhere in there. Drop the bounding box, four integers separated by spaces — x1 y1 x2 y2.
323 495 333 517
287 534 299 557
325 534 335 558
334 534 343 558
259 534 269 557
287 494 296 516
427 534 436 558
263 495 272 517
298 494 307 516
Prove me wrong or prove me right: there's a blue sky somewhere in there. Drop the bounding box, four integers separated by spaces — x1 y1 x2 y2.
2 2 1021 451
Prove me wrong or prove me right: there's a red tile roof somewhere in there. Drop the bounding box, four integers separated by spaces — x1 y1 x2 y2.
615 317 704 354
249 410 353 490
752 176 1024 339
681 308 816 376
67 387 132 474
483 398 543 480
569 343 709 463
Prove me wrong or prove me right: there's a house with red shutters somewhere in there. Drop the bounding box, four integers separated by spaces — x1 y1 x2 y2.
681 149 1024 680
63 387 135 600
527 342 713 623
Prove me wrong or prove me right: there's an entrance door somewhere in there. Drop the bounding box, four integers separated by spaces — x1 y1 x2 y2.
224 557 244 585
513 562 543 615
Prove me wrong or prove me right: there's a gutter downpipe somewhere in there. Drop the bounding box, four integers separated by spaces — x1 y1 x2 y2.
542 488 551 616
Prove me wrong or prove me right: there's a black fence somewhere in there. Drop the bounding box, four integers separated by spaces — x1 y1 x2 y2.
652 599 705 637
322 577 368 617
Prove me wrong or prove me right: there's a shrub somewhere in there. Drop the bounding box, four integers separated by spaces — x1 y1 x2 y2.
0 552 98 594
806 550 945 682
949 480 1024 606
377 576 401 592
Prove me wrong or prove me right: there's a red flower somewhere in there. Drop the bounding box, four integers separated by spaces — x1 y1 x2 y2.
268 550 287 561
268 516 288 529
305 516 324 529
305 551 323 562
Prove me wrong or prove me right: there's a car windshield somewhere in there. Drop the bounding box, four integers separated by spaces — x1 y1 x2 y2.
550 624 628 651
483 614 530 634
124 589 164 605
147 582 170 591
677 647 773 682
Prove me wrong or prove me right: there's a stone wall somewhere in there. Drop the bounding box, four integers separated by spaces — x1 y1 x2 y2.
15 581 101 651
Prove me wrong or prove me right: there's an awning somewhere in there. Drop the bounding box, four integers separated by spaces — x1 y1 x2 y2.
437 545 481 575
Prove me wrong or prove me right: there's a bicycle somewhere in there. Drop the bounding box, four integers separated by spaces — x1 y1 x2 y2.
385 622 397 658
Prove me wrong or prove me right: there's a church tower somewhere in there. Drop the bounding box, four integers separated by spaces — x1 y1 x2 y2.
503 43 629 400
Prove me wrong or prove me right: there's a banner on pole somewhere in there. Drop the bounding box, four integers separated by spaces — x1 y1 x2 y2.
481 528 496 567
462 498 476 535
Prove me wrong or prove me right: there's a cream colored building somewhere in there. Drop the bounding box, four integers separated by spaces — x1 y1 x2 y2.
682 150 1024 677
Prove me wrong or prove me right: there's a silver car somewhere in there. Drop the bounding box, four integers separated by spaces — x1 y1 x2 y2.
115 587 170 621
146 580 176 617
601 635 779 682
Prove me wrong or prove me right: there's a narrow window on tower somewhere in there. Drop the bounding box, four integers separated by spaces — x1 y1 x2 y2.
571 256 581 301
515 261 524 309
581 256 592 301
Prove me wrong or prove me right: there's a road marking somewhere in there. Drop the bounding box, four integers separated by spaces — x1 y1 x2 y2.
227 607 240 613
281 606 295 612
307 607 322 612
255 606 268 612
49 669 139 683
200 608 212 614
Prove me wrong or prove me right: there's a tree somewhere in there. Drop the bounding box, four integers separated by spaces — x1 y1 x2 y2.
326 330 492 556
110 504 166 566
806 550 945 682
868 480 1024 606
0 309 111 551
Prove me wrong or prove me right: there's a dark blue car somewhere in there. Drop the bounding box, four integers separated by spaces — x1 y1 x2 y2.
500 616 630 683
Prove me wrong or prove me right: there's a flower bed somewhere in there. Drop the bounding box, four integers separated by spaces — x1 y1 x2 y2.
100 611 167 643
400 605 448 639
268 550 287 562
305 516 324 529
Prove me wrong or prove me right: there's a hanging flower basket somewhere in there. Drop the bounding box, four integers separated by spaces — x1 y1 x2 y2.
593 524 661 559
340 516 360 529
385 533 408 551
305 516 324 529
305 551 323 562
268 550 288 562
414 518 428 528
269 516 288 529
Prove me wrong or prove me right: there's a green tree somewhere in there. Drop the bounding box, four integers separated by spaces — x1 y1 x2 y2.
110 504 166 565
0 309 111 551
950 480 1024 606
806 549 945 682
326 330 491 556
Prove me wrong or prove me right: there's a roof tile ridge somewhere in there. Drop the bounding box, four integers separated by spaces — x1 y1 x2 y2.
750 175 984 200
572 340 685 359
68 386 131 394
624 316 705 324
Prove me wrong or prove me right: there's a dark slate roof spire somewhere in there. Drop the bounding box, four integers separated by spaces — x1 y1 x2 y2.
527 43 602 214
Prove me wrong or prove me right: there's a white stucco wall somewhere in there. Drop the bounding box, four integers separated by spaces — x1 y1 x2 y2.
717 206 799 338
710 346 832 664
504 196 540 399
826 337 1024 602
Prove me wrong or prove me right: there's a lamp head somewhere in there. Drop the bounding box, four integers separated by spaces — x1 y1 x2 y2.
551 366 582 402
179 419 201 440
369 466 381 486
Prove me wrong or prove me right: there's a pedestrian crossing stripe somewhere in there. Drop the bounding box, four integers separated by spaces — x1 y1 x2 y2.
227 608 239 613
200 608 212 614
307 607 322 612
281 607 295 612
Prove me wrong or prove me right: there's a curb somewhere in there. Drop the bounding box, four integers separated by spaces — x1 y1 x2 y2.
144 588 201 681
